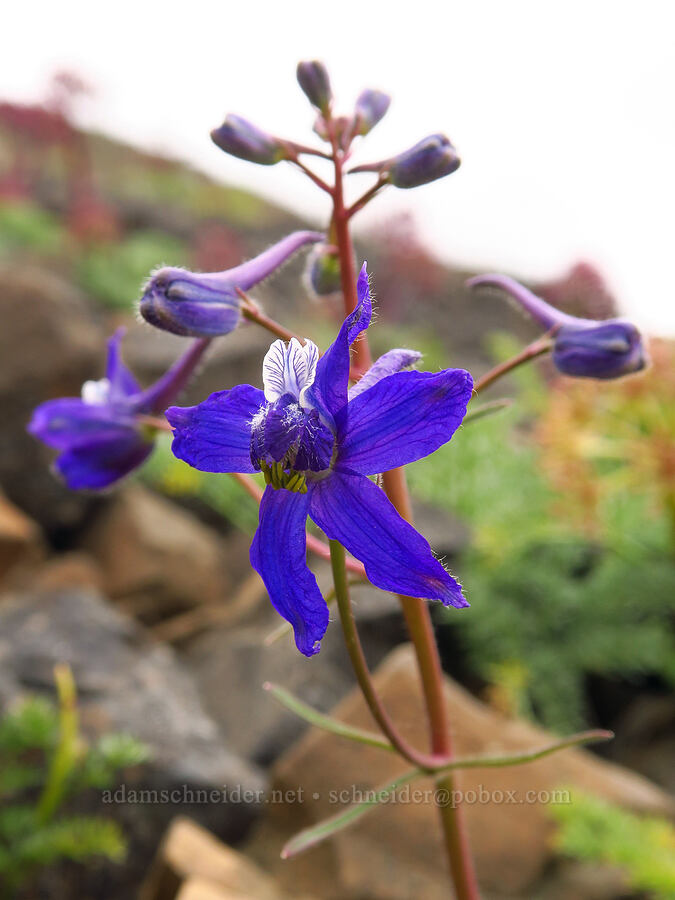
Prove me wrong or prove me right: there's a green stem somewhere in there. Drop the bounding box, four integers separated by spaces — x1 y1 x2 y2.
37 665 80 826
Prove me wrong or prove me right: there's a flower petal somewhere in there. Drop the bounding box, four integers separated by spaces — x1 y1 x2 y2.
250 485 328 656
304 263 372 423
263 338 319 403
336 368 473 474
28 398 137 450
166 384 264 473
55 433 153 490
310 470 468 608
105 329 142 400
348 348 422 401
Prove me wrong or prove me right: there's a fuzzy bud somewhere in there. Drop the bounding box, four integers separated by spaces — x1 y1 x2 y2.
305 245 342 296
210 115 287 166
354 89 391 135
296 60 332 113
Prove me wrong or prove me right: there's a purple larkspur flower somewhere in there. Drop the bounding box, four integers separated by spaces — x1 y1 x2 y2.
28 330 208 490
166 265 473 656
468 274 647 379
140 231 324 337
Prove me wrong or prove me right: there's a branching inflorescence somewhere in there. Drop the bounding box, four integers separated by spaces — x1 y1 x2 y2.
28 58 645 899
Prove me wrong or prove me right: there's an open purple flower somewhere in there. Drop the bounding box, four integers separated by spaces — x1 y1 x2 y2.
166 265 473 656
468 274 647 379
28 329 208 490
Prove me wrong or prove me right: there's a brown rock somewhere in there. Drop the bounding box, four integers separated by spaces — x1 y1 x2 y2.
0 263 104 530
248 644 674 899
175 879 251 900
81 485 232 621
32 551 104 593
0 489 44 582
141 818 285 900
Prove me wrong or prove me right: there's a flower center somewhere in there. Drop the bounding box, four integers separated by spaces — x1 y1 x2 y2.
81 378 111 406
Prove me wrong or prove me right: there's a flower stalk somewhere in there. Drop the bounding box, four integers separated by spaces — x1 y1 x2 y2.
328 119 480 899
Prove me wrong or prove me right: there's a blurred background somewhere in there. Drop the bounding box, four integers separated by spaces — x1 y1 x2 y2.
0 2 673 899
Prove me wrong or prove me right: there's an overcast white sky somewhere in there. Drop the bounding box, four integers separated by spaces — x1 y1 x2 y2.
4 0 675 333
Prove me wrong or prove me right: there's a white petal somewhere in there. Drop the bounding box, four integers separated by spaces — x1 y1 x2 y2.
262 338 319 402
262 340 288 402
81 378 111 406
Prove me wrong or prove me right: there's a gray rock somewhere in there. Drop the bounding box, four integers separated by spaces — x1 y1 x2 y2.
0 588 266 896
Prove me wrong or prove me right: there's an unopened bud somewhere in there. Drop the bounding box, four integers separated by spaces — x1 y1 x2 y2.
296 60 332 113
468 274 647 380
304 245 342 296
386 134 460 188
140 231 324 337
354 89 391 135
210 115 287 166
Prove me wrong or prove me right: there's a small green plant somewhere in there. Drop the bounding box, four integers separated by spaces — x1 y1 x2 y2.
0 665 150 896
0 201 65 255
75 229 188 309
550 792 675 899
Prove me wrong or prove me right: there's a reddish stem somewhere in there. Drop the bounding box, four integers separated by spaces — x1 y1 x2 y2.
330 139 480 898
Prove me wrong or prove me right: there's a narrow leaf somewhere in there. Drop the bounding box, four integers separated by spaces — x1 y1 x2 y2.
263 683 393 752
281 729 612 858
464 398 512 424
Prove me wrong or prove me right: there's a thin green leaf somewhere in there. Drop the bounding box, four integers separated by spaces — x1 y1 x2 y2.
281 729 612 858
263 683 393 752
464 398 513 424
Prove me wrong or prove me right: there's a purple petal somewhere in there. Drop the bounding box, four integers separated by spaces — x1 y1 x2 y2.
28 398 137 450
348 348 422 401
250 485 328 656
310 470 467 608
166 384 264 473
305 263 372 423
55 433 153 490
105 329 142 400
336 368 473 474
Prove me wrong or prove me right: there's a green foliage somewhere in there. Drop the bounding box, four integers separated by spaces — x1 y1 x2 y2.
453 540 675 732
142 433 260 533
551 792 675 898
408 341 675 733
0 201 65 255
0 669 150 894
75 230 188 309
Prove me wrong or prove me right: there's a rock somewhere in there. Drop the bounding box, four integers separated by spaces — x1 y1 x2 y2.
609 694 675 793
0 263 104 531
175 880 250 900
31 551 104 593
141 817 285 900
185 591 397 767
0 489 45 584
0 588 266 897
247 645 674 899
81 486 232 623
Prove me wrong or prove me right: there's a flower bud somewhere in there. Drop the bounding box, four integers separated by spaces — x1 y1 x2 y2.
210 115 287 165
354 89 391 135
386 134 460 188
296 60 332 113
552 320 646 379
468 274 647 380
304 244 342 296
140 267 242 338
140 231 324 338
